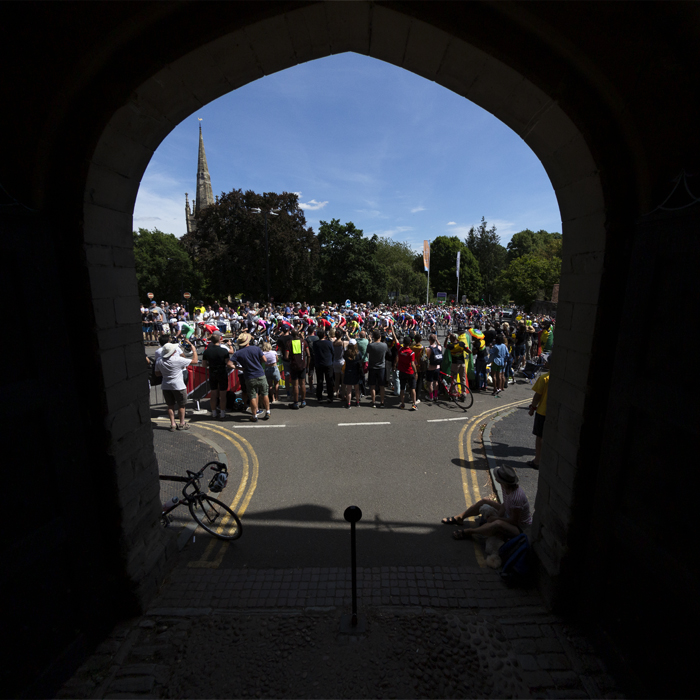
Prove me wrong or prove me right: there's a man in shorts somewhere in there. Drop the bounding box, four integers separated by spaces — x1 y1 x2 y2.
394 330 418 410
155 339 198 431
285 328 309 409
527 354 550 469
202 332 234 419
233 332 270 421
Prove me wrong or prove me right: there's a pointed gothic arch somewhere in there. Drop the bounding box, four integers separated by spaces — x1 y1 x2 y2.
84 3 604 606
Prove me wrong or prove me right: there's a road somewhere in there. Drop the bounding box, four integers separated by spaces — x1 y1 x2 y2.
151 376 534 574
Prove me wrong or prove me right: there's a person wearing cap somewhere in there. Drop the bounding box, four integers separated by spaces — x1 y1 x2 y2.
202 332 234 419
232 332 270 421
442 465 532 540
155 339 198 431
150 300 165 335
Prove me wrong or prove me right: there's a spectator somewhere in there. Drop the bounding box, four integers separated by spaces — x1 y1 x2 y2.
528 354 551 469
232 332 271 421
261 341 280 403
155 339 198 431
285 328 309 409
367 329 388 408
342 340 363 408
202 331 234 419
444 465 533 540
313 328 335 402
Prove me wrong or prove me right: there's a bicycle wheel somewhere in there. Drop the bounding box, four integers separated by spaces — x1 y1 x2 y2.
189 495 242 540
461 386 474 409
448 385 469 412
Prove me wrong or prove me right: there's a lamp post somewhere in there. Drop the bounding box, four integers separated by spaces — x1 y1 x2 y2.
251 207 279 303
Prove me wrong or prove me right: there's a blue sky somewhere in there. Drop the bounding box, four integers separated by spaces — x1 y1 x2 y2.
133 52 561 251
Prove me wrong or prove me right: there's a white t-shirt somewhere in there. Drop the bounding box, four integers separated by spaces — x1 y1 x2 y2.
155 353 190 391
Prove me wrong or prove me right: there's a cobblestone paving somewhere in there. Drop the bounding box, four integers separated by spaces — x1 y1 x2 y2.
59 567 626 699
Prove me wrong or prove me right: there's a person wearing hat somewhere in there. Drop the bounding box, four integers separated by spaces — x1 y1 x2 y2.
442 465 532 540
232 332 271 421
155 339 198 431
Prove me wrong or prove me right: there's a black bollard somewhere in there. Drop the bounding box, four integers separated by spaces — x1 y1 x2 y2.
339 505 366 634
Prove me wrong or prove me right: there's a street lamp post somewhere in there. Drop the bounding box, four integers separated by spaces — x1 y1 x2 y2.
251 207 279 303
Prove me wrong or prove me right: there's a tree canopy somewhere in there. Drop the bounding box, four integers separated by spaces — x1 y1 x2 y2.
133 228 204 302
181 189 317 302
465 217 507 303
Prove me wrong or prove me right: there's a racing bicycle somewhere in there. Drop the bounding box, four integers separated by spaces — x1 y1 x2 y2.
159 461 242 540
436 370 473 410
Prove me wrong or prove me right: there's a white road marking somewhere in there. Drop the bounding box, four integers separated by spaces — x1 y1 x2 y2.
232 424 287 429
337 422 391 426
426 416 471 422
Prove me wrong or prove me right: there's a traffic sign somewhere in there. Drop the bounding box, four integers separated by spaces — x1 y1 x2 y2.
183 292 191 299
147 292 154 299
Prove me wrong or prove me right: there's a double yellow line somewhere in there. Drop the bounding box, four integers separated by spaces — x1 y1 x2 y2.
186 424 260 568
456 398 530 566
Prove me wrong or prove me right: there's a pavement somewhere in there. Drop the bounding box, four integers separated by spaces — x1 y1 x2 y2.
58 372 630 699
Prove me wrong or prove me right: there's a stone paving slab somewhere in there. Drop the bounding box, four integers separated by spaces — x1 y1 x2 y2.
59 603 626 699
149 566 546 613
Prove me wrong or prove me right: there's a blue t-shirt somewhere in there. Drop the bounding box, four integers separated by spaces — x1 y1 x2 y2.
489 342 508 367
233 345 265 379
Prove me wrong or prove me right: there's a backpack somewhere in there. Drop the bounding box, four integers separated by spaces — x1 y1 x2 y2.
498 533 531 586
430 345 443 366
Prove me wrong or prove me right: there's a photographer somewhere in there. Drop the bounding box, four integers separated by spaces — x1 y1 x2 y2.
155 339 198 431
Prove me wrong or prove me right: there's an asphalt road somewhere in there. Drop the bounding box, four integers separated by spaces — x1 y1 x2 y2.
151 374 535 575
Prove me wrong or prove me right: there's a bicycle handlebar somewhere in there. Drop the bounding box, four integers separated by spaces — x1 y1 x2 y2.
185 460 227 480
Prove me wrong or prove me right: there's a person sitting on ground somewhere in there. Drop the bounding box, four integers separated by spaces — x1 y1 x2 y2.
441 465 532 541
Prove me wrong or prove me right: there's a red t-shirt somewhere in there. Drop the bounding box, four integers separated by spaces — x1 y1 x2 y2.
397 345 415 374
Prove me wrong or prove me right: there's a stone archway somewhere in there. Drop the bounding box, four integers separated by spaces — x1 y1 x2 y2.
83 2 605 606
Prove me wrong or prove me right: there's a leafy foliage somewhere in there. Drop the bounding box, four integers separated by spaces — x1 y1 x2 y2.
465 217 507 303
181 190 318 302
497 254 561 306
133 228 204 302
315 219 385 304
374 237 428 303
420 236 481 302
507 229 562 263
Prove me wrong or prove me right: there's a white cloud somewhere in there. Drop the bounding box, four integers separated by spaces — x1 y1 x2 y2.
355 209 387 219
371 225 413 238
133 187 187 237
411 206 426 213
447 221 456 225
447 218 518 241
299 199 329 211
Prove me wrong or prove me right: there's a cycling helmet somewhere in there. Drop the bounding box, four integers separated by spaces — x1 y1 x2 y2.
209 470 228 493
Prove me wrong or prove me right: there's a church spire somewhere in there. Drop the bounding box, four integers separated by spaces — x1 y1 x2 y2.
194 122 214 215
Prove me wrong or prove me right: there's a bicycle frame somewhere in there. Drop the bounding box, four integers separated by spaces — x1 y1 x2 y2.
159 461 226 513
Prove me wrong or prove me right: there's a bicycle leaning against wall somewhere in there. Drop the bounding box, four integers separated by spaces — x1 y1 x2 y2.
160 461 242 540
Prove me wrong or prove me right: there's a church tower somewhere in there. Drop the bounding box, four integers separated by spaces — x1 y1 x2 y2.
185 123 215 234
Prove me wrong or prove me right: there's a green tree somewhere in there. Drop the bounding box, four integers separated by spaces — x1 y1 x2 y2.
465 217 507 303
421 236 481 302
133 228 204 303
316 219 385 304
497 254 561 307
182 189 318 302
374 237 427 303
506 229 562 263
